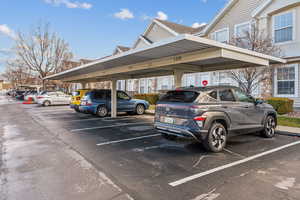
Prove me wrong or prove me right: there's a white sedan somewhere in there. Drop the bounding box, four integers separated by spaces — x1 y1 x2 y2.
36 91 71 106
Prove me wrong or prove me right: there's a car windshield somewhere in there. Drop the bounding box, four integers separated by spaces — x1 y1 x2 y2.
159 90 199 103
72 91 80 96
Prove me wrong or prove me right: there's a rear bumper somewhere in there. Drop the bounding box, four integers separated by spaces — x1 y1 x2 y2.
70 104 79 109
78 105 95 114
154 122 208 141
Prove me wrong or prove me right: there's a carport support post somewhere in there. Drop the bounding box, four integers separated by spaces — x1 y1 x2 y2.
111 79 117 118
174 70 184 89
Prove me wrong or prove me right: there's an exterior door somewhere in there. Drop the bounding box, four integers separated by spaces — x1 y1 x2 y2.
49 92 60 104
218 88 247 129
232 89 264 126
117 91 134 111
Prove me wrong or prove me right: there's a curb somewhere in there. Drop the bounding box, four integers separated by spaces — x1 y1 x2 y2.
276 126 300 137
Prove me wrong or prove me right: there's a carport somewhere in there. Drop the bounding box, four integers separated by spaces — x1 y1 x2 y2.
45 34 286 118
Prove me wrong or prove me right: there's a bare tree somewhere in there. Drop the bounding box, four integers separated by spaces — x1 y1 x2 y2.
14 23 73 89
228 23 282 96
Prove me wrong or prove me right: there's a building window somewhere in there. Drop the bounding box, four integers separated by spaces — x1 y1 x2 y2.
274 11 294 43
275 65 298 97
235 22 250 39
212 28 229 43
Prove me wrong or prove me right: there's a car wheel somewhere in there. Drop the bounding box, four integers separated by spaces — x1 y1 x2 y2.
43 101 51 107
261 115 276 138
74 107 81 113
97 106 108 117
203 122 227 153
162 133 177 141
136 104 145 115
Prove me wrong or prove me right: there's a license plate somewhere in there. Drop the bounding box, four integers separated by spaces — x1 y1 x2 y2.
163 117 174 124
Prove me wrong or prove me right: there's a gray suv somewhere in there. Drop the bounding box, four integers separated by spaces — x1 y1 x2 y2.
154 86 277 152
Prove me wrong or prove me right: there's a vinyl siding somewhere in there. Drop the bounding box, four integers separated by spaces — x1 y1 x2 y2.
260 2 300 58
135 39 149 49
146 24 174 43
273 63 300 108
207 0 266 39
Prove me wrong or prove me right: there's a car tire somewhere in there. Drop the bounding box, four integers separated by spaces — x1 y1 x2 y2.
261 115 276 138
74 107 81 113
96 106 108 117
203 122 227 153
43 101 51 107
162 133 177 141
135 104 145 115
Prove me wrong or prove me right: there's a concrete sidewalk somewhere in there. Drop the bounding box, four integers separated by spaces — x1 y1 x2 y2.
0 103 133 200
277 126 300 137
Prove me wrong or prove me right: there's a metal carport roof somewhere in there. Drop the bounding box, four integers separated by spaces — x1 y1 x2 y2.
45 34 286 82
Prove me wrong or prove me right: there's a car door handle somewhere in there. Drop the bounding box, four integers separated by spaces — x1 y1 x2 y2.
222 106 228 109
243 106 250 108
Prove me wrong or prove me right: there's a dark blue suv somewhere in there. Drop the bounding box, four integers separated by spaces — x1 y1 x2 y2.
79 89 150 117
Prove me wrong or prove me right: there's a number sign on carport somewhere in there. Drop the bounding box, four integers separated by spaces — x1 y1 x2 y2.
45 34 286 118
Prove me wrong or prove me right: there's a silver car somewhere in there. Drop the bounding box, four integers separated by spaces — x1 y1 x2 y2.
36 91 71 106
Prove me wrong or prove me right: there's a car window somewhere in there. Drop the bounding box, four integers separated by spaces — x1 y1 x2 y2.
159 91 199 103
117 91 131 100
48 92 56 96
198 90 218 103
219 89 235 102
234 89 254 103
93 91 105 100
72 91 80 96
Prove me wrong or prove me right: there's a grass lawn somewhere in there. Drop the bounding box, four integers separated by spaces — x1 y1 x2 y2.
149 105 156 110
278 116 300 128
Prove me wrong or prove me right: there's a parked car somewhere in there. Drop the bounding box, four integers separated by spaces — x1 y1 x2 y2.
36 91 71 106
24 90 38 101
70 89 91 112
15 90 26 100
79 89 150 117
154 86 277 153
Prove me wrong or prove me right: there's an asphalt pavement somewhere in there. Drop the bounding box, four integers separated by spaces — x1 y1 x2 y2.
1 95 300 200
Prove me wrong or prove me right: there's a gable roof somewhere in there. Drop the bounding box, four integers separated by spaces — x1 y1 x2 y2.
132 19 206 49
117 45 130 52
113 45 131 55
196 0 238 36
155 19 206 34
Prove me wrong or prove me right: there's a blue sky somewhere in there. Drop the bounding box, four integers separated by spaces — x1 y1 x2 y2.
0 0 227 72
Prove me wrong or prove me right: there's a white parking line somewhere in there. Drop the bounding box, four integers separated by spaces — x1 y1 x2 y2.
96 134 161 146
71 122 153 132
169 140 300 187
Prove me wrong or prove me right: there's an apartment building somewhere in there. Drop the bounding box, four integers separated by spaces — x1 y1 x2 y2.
97 0 300 107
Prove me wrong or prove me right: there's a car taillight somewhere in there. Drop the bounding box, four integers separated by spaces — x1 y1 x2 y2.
86 100 92 106
194 116 206 128
194 116 206 121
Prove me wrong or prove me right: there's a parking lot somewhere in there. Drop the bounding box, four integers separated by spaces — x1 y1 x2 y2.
17 103 300 200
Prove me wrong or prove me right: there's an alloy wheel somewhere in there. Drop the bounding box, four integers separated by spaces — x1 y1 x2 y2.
211 127 226 151
265 117 276 137
97 106 108 117
136 104 145 115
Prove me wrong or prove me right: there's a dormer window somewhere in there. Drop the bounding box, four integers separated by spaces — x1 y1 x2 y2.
273 11 294 43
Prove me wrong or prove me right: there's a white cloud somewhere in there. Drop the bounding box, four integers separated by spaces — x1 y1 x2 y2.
44 0 92 9
114 9 134 20
0 24 16 40
201 0 208 3
156 11 168 21
192 22 207 28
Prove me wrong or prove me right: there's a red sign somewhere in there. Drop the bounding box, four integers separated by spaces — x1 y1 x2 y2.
202 80 208 86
